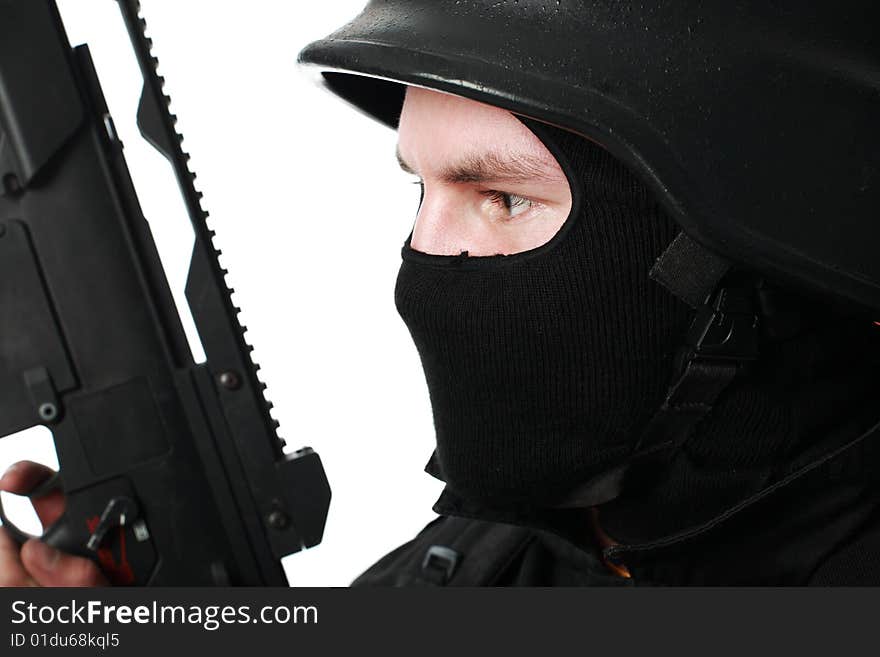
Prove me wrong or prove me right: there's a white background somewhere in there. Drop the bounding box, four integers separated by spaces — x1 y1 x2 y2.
0 0 444 586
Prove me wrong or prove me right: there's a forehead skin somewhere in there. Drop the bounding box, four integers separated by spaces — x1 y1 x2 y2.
396 87 568 187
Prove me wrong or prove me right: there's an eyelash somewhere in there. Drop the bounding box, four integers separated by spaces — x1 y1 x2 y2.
482 190 534 218
411 181 535 219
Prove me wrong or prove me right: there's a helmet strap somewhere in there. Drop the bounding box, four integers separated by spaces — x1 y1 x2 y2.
553 233 758 508
634 232 759 458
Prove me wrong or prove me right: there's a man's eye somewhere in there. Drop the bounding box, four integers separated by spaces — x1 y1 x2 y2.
486 191 534 219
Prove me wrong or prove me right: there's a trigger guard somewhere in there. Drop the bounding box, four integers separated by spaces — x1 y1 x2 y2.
0 471 65 546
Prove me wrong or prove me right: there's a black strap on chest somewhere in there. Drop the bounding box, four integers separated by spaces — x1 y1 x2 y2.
352 515 536 587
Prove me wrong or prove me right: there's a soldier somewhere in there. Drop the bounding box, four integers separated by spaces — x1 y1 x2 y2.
298 1 880 585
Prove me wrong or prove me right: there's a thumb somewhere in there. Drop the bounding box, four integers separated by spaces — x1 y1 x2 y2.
20 539 108 587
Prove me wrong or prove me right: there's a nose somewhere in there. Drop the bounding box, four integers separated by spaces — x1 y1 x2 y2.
410 189 464 256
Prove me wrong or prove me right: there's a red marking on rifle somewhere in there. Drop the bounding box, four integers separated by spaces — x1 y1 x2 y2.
85 515 135 585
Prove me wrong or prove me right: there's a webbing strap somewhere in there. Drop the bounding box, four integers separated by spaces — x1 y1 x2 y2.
650 232 730 308
634 279 759 457
634 360 739 456
416 517 534 586
556 281 759 509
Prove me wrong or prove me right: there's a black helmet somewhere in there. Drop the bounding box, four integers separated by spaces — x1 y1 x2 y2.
298 1 880 310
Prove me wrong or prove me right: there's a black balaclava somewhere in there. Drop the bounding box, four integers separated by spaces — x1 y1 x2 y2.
395 119 694 507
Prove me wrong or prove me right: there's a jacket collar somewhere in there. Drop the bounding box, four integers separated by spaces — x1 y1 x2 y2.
428 416 880 583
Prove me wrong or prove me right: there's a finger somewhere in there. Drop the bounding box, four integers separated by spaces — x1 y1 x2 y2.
20 539 108 587
0 461 65 529
30 489 66 530
0 527 37 587
0 461 55 494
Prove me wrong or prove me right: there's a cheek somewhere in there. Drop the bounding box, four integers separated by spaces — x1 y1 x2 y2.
504 206 571 253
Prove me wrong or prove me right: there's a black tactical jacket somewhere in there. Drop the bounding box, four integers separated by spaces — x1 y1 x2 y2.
354 417 880 586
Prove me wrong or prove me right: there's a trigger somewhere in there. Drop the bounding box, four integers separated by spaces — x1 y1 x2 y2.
86 496 139 552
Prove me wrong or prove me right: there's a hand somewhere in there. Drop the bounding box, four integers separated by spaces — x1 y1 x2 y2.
0 461 107 587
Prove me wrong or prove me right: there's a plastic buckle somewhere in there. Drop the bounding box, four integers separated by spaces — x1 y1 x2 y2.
421 545 460 585
686 286 759 362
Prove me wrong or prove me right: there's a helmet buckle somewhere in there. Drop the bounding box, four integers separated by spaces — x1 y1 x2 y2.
686 286 759 364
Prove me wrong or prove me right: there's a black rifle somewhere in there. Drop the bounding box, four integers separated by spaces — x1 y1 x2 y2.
0 0 331 585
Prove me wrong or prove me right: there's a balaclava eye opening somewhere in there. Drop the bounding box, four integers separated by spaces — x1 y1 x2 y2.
394 117 694 507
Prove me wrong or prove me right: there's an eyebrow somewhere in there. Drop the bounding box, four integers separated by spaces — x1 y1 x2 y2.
396 146 559 184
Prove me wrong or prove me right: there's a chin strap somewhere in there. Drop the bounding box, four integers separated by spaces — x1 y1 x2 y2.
553 233 757 509
634 232 758 460
553 280 760 509
633 283 760 458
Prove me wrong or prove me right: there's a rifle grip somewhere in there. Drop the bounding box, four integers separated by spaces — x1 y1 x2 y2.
0 471 72 548
0 472 154 584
